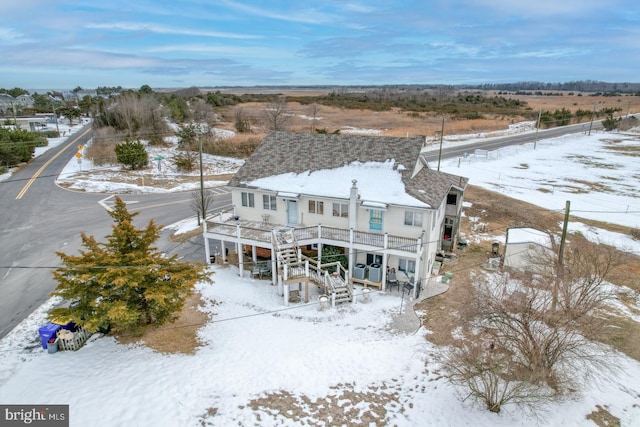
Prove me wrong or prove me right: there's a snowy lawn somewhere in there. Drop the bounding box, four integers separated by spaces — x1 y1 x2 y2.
2 267 640 426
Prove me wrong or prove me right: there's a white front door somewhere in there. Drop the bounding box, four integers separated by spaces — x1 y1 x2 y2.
287 200 298 226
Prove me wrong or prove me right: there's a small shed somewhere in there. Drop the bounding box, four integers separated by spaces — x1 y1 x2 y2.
504 227 555 271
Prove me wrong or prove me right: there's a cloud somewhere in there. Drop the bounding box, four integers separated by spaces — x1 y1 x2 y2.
0 27 25 44
145 44 287 59
216 0 337 25
85 22 261 39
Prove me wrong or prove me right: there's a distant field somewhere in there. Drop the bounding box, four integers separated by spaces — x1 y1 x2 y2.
215 91 640 141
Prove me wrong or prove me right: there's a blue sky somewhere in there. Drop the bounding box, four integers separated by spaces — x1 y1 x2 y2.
1 0 639 89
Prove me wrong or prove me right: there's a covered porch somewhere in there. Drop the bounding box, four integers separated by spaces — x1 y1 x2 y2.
202 210 425 298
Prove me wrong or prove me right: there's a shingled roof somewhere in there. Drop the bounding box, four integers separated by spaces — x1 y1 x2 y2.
229 131 468 208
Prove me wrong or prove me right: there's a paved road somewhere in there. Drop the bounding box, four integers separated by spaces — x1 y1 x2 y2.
422 120 603 164
0 127 231 339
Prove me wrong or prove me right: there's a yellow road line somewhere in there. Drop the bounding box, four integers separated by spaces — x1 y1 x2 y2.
15 127 92 200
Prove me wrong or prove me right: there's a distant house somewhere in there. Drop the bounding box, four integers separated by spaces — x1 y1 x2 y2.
203 131 468 304
503 227 555 271
0 94 34 116
15 94 34 108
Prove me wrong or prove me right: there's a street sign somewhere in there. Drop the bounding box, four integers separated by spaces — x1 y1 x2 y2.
75 152 82 158
153 156 165 161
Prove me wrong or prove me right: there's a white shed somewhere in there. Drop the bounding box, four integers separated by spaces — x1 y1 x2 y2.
504 227 555 271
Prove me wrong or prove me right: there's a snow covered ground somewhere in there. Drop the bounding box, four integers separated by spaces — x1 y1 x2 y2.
1 122 640 426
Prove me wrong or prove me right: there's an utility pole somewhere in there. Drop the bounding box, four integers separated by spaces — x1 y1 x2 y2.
553 200 571 311
198 134 205 225
437 115 445 171
10 101 17 126
587 104 596 136
534 110 542 149
50 100 61 136
558 200 571 274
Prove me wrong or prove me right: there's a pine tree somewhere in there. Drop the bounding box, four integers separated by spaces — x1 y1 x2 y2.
114 139 148 170
50 196 210 334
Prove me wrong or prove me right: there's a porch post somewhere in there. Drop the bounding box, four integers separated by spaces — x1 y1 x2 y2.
283 284 289 306
413 236 422 298
381 233 389 291
317 224 323 264
348 228 355 286
270 247 277 285
203 221 211 265
236 224 243 277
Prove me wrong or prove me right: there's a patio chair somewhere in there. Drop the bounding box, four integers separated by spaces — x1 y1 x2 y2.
259 263 272 279
289 289 301 303
387 270 400 292
402 276 416 296
251 265 261 279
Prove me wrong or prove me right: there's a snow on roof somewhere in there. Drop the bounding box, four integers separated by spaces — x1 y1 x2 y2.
507 227 552 248
245 160 430 208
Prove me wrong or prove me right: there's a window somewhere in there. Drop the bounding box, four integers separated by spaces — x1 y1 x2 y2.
332 202 348 218
241 192 254 207
370 209 383 231
404 211 423 227
398 258 416 274
447 193 458 205
366 253 383 265
263 194 277 211
309 200 324 214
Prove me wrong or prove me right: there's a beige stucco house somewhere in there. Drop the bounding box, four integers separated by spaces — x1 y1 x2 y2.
203 131 468 304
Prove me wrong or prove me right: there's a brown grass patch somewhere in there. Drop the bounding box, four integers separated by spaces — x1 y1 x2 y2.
586 405 621 427
417 184 640 362
117 290 209 354
169 225 204 243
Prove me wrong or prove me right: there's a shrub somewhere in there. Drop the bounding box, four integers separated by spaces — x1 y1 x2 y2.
172 152 196 172
115 139 148 170
41 130 60 138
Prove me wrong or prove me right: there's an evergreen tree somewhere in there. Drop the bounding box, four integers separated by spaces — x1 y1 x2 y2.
115 139 148 169
602 113 619 131
50 197 210 334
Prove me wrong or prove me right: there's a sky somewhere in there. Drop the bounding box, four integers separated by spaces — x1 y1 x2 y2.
1 0 640 90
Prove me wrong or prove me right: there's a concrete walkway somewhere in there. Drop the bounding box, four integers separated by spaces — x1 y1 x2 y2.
388 277 450 335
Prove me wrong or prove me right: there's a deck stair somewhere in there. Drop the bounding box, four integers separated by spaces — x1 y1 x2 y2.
272 228 353 305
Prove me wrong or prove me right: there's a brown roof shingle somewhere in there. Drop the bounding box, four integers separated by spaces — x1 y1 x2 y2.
229 131 468 208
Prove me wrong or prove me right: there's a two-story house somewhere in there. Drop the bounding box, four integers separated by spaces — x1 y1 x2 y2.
203 131 468 302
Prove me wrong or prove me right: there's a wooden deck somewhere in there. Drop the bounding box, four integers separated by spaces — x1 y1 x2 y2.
350 277 383 289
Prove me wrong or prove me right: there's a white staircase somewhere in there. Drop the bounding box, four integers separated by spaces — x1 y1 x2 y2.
272 228 352 305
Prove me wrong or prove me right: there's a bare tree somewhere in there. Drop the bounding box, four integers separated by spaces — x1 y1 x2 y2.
558 240 619 320
234 108 252 133
478 275 581 382
263 96 291 131
190 189 215 225
308 103 320 132
526 238 619 321
190 98 217 126
445 338 554 414
444 262 616 413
